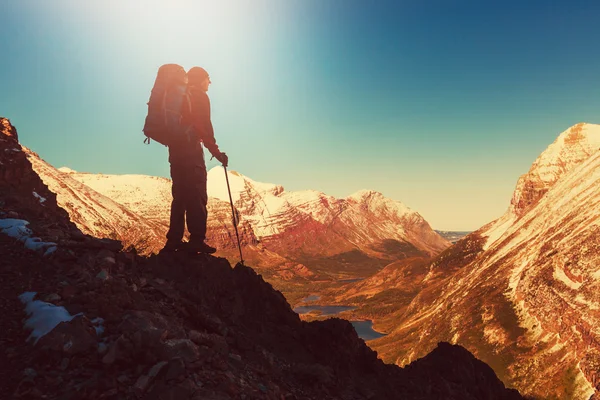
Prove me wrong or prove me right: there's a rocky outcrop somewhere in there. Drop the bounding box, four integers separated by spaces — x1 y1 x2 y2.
0 118 80 239
510 122 600 218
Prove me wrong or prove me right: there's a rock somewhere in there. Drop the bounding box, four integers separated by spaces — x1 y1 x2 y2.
159 339 200 363
98 342 108 354
117 374 130 384
133 375 150 395
99 388 118 398
96 269 109 280
36 315 97 355
229 353 242 362
103 256 116 265
22 368 37 380
165 357 186 382
148 380 196 400
118 311 184 340
47 228 66 239
59 357 70 370
43 293 61 302
70 230 86 241
188 330 228 354
148 360 168 378
60 285 77 299
102 335 129 365
130 327 169 352
7 210 19 218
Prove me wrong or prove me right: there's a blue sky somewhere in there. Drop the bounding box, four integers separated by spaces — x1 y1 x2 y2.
2 0 599 230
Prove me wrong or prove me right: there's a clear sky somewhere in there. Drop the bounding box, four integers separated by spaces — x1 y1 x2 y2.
2 0 600 230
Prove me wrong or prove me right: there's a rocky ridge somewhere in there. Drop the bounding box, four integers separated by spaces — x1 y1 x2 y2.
0 116 524 399
361 123 600 399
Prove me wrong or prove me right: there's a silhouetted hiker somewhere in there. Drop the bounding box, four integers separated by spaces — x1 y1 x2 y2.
161 66 228 254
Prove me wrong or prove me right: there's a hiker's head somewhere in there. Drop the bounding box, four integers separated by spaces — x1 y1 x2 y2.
188 67 211 92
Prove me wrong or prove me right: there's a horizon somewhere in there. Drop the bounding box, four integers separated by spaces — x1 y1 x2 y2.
2 1 600 231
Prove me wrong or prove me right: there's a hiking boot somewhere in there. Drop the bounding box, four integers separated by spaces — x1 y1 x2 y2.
159 240 183 254
186 240 217 254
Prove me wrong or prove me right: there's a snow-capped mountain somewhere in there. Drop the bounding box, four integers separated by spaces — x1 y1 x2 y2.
483 122 600 248
367 123 600 399
205 168 449 260
58 165 448 278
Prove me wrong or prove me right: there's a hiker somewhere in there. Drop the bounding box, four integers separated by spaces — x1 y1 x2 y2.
161 66 228 254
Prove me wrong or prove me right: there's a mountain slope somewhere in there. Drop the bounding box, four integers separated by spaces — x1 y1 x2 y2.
368 123 600 399
59 165 449 281
24 149 165 255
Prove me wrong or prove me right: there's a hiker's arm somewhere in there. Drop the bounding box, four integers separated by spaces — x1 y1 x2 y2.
192 91 221 157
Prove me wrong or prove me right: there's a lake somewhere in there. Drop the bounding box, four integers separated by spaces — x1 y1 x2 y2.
294 305 387 341
350 320 386 341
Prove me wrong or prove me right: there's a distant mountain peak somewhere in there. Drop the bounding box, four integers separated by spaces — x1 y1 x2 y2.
58 167 77 174
347 189 382 199
509 122 600 218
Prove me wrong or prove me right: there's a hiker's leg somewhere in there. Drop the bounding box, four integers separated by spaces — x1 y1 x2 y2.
186 164 208 244
166 162 186 242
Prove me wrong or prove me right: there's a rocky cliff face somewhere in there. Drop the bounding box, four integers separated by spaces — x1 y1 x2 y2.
0 118 79 239
365 123 600 399
510 122 600 218
0 117 522 400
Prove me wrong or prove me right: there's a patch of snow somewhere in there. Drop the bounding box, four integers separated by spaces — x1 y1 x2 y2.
32 191 46 204
43 246 57 257
483 324 509 346
0 219 57 256
58 167 77 174
506 254 536 301
553 265 583 290
451 332 460 344
0 218 32 240
19 292 76 343
24 237 57 254
548 340 565 353
91 317 105 336
482 214 515 250
574 294 599 310
576 361 596 400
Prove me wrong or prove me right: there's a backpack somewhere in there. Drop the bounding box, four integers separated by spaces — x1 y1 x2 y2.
142 64 192 146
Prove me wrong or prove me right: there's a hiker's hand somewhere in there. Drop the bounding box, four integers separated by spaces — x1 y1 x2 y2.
216 152 228 167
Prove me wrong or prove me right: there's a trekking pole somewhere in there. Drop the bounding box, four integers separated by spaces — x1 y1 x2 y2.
224 166 244 265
